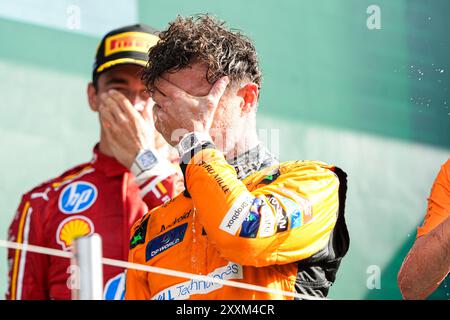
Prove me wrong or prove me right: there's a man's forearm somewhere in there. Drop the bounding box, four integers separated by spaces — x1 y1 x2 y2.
398 216 450 300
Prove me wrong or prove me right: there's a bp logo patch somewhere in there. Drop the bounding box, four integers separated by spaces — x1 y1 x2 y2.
146 223 188 261
59 181 97 214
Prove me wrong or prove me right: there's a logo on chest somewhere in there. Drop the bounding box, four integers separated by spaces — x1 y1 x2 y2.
56 215 94 251
146 223 188 261
160 209 191 232
58 181 97 214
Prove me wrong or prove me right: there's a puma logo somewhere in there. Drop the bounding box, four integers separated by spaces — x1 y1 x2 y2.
31 187 51 201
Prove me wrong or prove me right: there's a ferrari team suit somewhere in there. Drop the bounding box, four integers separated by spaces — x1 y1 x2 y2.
7 145 181 300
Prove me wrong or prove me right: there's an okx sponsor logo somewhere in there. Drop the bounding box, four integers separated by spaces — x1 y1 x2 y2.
58 181 97 214
146 223 188 261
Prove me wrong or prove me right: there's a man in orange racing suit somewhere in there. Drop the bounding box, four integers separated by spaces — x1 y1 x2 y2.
398 158 450 299
6 25 183 300
101 15 350 300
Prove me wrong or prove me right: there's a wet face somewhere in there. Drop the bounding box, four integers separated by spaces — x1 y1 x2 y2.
153 62 244 150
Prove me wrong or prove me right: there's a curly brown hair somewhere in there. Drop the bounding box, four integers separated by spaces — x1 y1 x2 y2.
141 14 262 91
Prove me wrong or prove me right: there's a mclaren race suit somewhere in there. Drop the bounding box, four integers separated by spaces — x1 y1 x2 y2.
7 145 182 300
126 144 349 299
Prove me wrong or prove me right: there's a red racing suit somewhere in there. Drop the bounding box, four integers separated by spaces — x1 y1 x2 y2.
6 145 182 300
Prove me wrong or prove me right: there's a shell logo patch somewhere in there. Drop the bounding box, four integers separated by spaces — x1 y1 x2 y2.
56 216 94 251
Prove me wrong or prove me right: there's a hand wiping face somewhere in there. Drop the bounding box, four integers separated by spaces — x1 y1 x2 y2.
133 102 145 112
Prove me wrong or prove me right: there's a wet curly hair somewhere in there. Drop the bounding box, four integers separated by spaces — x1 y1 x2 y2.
141 14 262 91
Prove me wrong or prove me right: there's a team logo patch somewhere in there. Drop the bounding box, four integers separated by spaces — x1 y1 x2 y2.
146 223 188 261
104 272 126 300
130 216 149 249
58 181 97 214
56 216 94 251
257 168 281 187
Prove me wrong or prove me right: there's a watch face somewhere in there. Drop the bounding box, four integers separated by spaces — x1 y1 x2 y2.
181 134 198 151
138 150 158 170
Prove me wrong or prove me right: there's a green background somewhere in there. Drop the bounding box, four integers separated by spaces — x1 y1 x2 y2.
0 0 449 299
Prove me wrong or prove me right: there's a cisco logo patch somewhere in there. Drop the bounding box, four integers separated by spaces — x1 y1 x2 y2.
58 181 97 214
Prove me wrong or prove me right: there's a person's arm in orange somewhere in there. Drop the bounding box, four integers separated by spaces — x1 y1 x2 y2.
398 160 450 300
398 217 450 299
125 214 152 300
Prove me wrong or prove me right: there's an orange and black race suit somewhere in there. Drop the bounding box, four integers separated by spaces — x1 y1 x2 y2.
126 144 349 299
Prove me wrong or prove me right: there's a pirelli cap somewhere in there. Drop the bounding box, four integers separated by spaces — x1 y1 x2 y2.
92 24 159 80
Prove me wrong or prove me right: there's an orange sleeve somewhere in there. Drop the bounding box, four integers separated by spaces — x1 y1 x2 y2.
125 216 152 300
124 267 151 300
184 148 340 267
417 159 450 238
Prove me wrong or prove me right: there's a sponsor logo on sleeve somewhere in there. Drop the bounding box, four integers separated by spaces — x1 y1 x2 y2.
58 181 97 214
199 161 231 194
257 169 281 187
297 196 313 224
267 195 289 233
151 262 243 300
146 223 188 261
280 188 314 225
239 198 262 238
276 194 305 229
56 215 94 251
257 199 276 238
130 216 149 249
219 193 254 235
281 195 302 228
